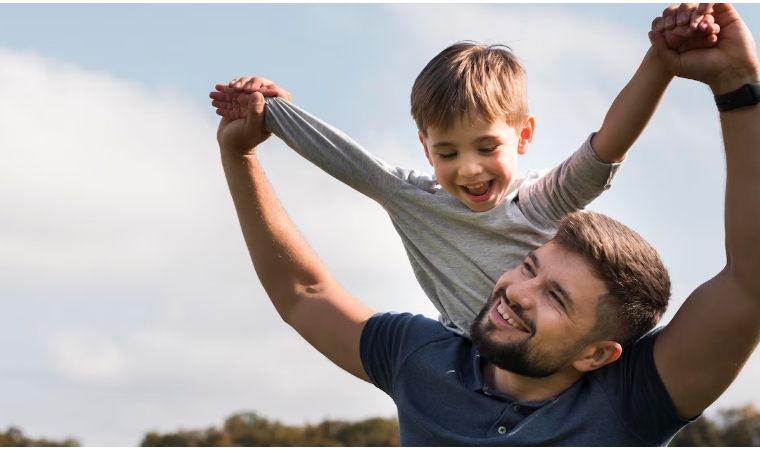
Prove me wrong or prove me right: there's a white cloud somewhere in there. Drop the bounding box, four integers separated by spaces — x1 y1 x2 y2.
46 330 127 385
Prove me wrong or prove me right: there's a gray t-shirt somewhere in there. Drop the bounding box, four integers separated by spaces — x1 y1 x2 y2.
263 98 621 337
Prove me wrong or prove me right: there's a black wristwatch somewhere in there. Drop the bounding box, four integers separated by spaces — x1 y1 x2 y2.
714 82 760 112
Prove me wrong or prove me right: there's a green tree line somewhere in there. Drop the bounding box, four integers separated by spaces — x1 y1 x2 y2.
3 404 760 446
140 412 399 446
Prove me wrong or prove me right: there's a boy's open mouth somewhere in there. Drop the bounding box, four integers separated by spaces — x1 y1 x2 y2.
461 180 494 201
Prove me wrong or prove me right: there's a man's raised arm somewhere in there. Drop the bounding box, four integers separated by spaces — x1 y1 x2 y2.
216 84 375 382
650 3 760 419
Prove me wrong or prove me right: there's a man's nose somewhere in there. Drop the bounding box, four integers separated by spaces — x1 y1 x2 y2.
505 279 536 311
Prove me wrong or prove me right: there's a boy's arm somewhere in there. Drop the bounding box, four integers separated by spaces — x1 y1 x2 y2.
218 90 375 382
590 48 673 163
213 77 429 205
649 3 760 420
591 8 719 163
519 14 720 226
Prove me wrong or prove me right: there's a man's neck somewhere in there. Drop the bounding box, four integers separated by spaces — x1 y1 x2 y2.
482 360 584 402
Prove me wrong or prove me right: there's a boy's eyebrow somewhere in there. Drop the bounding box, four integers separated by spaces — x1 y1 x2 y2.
527 251 575 313
432 135 501 149
471 135 501 145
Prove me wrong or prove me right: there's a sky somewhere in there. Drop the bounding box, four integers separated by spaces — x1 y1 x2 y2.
2 3 760 446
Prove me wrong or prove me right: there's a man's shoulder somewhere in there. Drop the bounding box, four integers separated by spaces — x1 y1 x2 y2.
359 312 467 394
362 312 456 351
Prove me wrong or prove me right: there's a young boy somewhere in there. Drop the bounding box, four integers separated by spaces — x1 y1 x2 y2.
211 10 718 338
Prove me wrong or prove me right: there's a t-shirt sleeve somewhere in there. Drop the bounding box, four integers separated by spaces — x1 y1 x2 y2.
518 132 622 226
592 328 698 445
359 312 449 396
263 97 434 204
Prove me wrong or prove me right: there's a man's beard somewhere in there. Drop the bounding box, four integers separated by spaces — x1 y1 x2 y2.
470 288 577 378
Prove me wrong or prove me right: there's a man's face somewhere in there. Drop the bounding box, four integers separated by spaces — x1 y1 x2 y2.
420 114 534 212
470 241 609 378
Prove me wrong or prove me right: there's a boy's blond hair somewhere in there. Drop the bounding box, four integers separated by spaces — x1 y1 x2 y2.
411 42 529 136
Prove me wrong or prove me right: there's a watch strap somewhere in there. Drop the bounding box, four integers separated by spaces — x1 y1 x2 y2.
714 82 760 112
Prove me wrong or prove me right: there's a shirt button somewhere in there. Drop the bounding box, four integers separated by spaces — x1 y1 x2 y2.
498 426 507 435
513 405 521 412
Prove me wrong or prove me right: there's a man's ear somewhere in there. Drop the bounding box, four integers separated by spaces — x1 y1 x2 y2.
572 340 622 373
420 133 434 167
517 116 536 156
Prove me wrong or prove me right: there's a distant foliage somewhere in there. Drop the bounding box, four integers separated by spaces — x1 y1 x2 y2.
140 412 399 447
670 404 760 446
0 426 79 447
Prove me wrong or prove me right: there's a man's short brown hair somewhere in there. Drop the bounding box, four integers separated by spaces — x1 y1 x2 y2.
411 42 529 136
553 211 671 348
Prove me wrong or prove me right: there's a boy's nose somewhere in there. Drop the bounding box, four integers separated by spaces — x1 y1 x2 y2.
458 159 483 178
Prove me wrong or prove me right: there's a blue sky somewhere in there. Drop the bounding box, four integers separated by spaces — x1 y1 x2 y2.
2 3 760 446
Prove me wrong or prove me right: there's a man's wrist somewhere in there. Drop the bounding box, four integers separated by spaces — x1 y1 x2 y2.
709 66 760 96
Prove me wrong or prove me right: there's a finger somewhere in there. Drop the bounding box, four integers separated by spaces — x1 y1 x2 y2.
244 91 269 134
211 99 233 110
701 15 719 34
676 3 695 26
258 85 291 101
690 12 705 29
215 108 235 119
243 77 275 93
704 33 719 47
210 91 231 102
697 3 715 15
649 30 678 68
230 76 254 91
652 17 665 32
662 4 680 29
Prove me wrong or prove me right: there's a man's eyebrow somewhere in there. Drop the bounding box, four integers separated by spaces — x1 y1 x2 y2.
527 250 575 314
527 251 539 269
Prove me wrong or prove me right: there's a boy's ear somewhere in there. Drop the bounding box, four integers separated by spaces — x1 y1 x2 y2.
572 340 622 373
517 116 536 156
420 133 434 167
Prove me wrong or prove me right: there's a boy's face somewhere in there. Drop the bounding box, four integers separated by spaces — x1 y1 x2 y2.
420 114 535 212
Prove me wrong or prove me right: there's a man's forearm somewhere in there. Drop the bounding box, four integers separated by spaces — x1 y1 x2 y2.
717 78 760 295
592 47 674 163
221 150 333 320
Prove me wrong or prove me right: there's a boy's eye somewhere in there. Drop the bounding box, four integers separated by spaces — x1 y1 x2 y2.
439 152 457 159
479 146 497 153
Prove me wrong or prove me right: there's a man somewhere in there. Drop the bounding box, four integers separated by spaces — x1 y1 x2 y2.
217 3 760 445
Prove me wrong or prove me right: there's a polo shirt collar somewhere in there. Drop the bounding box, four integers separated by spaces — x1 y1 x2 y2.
462 343 558 408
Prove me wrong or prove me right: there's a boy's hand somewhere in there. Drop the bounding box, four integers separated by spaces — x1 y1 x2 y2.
210 77 291 121
652 3 720 53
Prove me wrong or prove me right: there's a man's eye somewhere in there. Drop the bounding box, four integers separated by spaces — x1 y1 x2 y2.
549 291 561 303
522 262 534 275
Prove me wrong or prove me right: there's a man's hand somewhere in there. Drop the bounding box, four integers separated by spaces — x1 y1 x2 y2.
209 77 291 155
650 3 760 93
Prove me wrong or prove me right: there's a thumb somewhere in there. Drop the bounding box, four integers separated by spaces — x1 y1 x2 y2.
244 91 268 134
649 30 679 69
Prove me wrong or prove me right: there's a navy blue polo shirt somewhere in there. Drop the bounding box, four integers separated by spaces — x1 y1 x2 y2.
360 313 695 446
